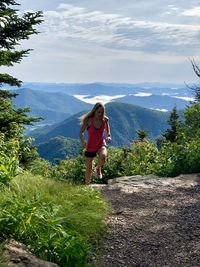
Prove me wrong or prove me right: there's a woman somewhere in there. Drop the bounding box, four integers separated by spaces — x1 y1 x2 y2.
79 102 112 185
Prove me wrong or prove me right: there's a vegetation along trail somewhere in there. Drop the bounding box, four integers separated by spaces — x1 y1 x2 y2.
95 174 200 267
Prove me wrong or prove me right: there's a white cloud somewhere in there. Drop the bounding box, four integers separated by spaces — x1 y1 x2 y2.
131 92 152 97
57 3 86 14
73 94 126 104
152 108 168 112
172 96 194 101
6 1 200 84
182 7 200 17
39 3 200 55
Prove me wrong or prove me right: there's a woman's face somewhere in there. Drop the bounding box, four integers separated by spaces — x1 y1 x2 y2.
95 106 104 119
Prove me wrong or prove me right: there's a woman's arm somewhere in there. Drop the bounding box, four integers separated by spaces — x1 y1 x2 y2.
105 118 112 142
79 121 87 148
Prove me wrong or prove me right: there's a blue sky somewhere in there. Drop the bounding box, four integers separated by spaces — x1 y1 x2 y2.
3 0 200 84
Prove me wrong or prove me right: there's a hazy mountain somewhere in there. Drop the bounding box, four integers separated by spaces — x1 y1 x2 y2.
5 82 192 116
12 88 92 124
37 136 80 163
30 102 171 147
112 94 190 111
30 111 84 144
5 82 191 97
106 102 170 145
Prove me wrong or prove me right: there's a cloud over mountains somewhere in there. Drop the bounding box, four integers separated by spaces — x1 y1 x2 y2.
41 3 200 55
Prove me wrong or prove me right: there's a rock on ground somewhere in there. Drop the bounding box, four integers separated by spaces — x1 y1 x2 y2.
2 239 59 267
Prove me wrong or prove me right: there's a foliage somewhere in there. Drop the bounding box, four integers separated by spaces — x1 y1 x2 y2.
122 141 158 176
153 130 200 176
0 1 43 178
0 133 20 184
102 147 126 180
25 157 52 177
50 154 86 184
19 138 39 167
184 103 200 136
136 128 149 141
163 106 180 142
153 141 183 177
0 0 43 87
183 131 200 173
0 86 43 140
46 123 200 183
0 173 110 266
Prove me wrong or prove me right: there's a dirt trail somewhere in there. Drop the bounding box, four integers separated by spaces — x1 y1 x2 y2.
96 174 200 267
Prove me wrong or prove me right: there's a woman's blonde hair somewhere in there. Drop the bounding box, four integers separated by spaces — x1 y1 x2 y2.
80 102 106 124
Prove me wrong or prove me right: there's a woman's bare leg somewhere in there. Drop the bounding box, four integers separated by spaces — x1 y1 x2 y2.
97 146 107 168
85 157 94 185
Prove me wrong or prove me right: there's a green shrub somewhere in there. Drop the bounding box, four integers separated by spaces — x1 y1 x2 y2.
0 173 110 266
184 103 200 136
0 134 20 185
123 141 158 176
50 155 85 183
26 157 52 177
102 147 125 181
181 133 200 173
0 195 89 266
19 137 39 168
153 141 179 177
153 133 200 177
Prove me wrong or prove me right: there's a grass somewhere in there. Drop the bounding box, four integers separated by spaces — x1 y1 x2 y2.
0 172 110 266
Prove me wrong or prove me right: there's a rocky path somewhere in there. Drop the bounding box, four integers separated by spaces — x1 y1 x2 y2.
96 174 200 267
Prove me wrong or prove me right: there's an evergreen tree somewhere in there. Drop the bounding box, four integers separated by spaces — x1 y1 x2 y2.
136 128 149 142
163 106 179 142
0 0 43 87
0 1 43 169
0 1 43 139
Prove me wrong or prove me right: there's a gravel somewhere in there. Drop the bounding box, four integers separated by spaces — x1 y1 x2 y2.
97 174 200 267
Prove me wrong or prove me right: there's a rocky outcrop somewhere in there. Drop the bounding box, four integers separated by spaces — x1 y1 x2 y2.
106 173 200 192
2 239 59 267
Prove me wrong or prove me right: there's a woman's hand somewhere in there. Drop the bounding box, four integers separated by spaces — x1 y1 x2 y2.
81 140 86 148
106 136 112 143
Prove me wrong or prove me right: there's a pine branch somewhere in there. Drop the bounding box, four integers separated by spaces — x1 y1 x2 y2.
0 1 19 8
0 49 31 66
191 59 200 78
0 73 22 87
0 11 43 49
0 89 18 99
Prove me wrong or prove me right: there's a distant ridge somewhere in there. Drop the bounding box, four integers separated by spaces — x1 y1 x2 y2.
11 88 92 124
5 81 188 96
30 102 170 146
7 82 192 111
112 94 189 111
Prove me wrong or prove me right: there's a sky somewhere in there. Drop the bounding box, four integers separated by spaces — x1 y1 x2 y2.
2 0 200 84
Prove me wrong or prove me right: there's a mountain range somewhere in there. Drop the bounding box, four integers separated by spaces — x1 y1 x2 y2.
3 82 188 160
5 81 189 95
30 102 171 147
112 94 189 111
7 82 192 127
12 88 92 124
